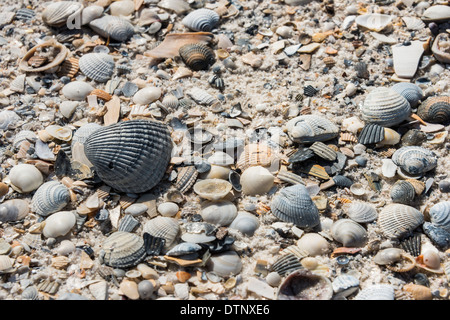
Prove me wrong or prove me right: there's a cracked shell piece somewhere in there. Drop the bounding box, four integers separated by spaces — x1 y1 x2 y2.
142 216 180 250
358 123 385 145
392 146 438 176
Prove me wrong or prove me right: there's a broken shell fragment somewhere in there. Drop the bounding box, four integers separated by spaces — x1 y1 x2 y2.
277 269 333 300
19 39 69 73
182 8 220 32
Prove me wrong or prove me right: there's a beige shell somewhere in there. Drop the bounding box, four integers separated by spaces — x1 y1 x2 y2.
403 284 432 300
42 1 84 27
42 211 76 238
45 125 73 141
330 219 368 247
373 248 416 272
19 39 69 73
206 250 242 277
193 179 232 201
378 204 424 239
296 233 330 256
236 143 276 172
200 200 237 227
9 164 44 193
240 166 274 196
132 87 162 105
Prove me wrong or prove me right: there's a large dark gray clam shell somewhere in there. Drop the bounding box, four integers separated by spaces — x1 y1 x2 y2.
100 231 146 268
392 146 438 176
270 184 320 229
84 119 173 193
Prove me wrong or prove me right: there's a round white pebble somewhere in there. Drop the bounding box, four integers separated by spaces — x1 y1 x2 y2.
157 202 179 217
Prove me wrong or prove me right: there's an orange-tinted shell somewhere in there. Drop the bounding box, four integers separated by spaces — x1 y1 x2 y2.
403 284 432 300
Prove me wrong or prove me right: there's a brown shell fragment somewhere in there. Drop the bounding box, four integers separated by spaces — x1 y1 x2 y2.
19 39 69 73
57 57 79 78
236 143 276 172
146 32 214 59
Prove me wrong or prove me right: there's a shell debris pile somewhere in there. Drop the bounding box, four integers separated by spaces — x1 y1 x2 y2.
0 0 449 301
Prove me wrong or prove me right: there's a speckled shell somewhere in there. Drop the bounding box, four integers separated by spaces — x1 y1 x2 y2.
422 222 450 248
182 9 220 32
354 284 395 300
346 202 378 223
360 87 411 127
228 211 260 236
429 201 450 233
391 82 423 108
392 146 438 176
179 43 215 71
309 141 337 161
277 269 333 300
84 120 172 193
270 184 320 229
286 115 339 143
206 250 242 277
201 200 237 227
390 180 416 204
19 39 69 73
416 96 450 125
89 15 135 42
175 166 198 194
142 216 180 250
357 123 385 145
79 53 115 83
42 1 83 27
378 204 424 239
330 219 367 247
101 231 146 268
31 181 70 217
0 199 29 222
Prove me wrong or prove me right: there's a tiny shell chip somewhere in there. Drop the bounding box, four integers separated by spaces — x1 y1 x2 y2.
101 231 146 268
271 184 320 229
182 8 220 32
378 203 424 239
286 115 339 143
354 284 395 300
392 146 438 176
193 179 232 201
346 202 378 223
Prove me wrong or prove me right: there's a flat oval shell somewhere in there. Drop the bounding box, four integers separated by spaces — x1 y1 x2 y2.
378 203 424 239
330 219 367 247
346 202 378 223
9 164 44 193
42 210 76 238
355 14 393 32
101 231 146 268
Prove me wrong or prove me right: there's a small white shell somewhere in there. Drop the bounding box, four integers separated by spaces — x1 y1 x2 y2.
182 8 220 32
355 14 393 32
79 53 115 83
206 251 242 277
0 110 20 130
9 164 44 193
62 81 94 101
45 125 73 141
296 233 330 256
109 0 135 17
354 284 395 300
330 219 368 247
345 202 378 223
421 5 450 22
240 166 274 196
201 200 237 227
286 115 339 143
228 211 260 236
31 181 71 217
42 211 76 238
157 202 179 217
132 87 162 105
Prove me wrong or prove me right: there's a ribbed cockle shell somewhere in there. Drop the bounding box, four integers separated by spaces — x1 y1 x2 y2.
416 96 450 125
392 146 438 176
89 15 135 42
79 53 115 83
100 231 146 268
285 115 339 144
31 181 71 217
179 43 215 71
182 8 220 32
378 203 424 239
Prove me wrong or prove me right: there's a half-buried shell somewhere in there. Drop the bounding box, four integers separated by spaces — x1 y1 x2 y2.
391 82 423 109
182 8 220 32
416 96 450 125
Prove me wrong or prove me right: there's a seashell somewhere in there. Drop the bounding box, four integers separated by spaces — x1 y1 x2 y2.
100 231 146 268
270 253 302 276
80 5 103 25
193 179 232 201
142 216 180 250
9 164 44 193
208 151 234 166
13 131 36 150
0 199 29 222
0 255 15 273
143 233 165 256
403 284 432 300
373 247 404 265
392 146 438 176
417 249 442 271
206 251 242 277
182 9 220 32
42 1 83 27
181 222 217 244
42 211 76 238
89 15 135 42
355 14 393 32
175 166 198 194
179 43 215 71
277 269 333 300
360 87 411 127
10 74 26 93
332 274 360 297
332 175 353 188
378 204 424 239
118 214 140 233
186 88 217 106
309 141 337 161
431 33 450 64
421 5 450 22
377 128 401 147
296 233 330 256
19 39 69 73
354 61 369 79
390 180 416 204
31 181 70 217
345 202 378 223
422 222 450 249
109 0 134 17
15 8 36 21
354 284 395 300
402 17 425 31
79 53 115 83
201 200 237 227
138 280 154 300
286 115 339 143
132 87 162 105
56 240 76 256
349 183 365 196
277 170 305 186
0 110 19 132
429 201 450 233
45 125 73 142
84 119 172 193
401 129 427 147
162 94 179 109
240 166 274 196
400 233 422 257
147 32 214 59
236 143 276 172
391 82 423 109
21 286 39 300
330 219 367 247
358 123 384 145
271 184 320 229
157 202 179 217
166 242 202 257
392 40 425 79
416 96 450 125
228 211 260 236
62 81 94 101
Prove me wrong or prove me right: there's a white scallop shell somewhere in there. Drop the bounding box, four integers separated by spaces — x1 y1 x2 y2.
378 203 424 239
355 14 393 32
345 202 378 223
285 115 339 143
142 216 180 250
429 201 450 233
354 284 395 300
206 250 242 277
0 110 20 130
79 53 115 83
42 1 84 27
182 8 220 32
330 219 368 247
89 15 135 42
240 166 274 196
9 164 44 193
42 211 76 238
228 211 260 236
201 200 237 227
31 181 71 217
360 87 411 127
161 94 179 109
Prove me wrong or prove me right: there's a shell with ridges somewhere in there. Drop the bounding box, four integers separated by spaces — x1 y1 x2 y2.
142 216 180 250
286 115 339 143
193 179 232 201
345 202 377 223
330 219 367 247
309 141 337 161
31 181 70 217
432 33 450 64
355 13 393 32
429 201 450 233
100 231 146 268
270 253 302 276
79 53 115 83
391 82 423 108
179 43 215 71
354 284 395 300
175 166 198 194
358 123 385 145
392 146 438 176
42 1 84 27
89 15 135 42
390 180 416 204
0 199 29 222
332 274 360 295
236 143 276 172
360 87 411 127
84 119 173 194
378 203 424 239
182 9 220 32
416 96 450 125
200 200 237 227
270 184 320 229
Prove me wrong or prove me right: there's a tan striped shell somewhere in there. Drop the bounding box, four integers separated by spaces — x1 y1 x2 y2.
179 43 215 71
57 57 79 78
236 143 276 172
19 39 69 73
378 203 424 239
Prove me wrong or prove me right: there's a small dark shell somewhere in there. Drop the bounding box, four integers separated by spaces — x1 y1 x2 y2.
422 222 450 249
416 96 450 125
390 180 416 204
143 233 166 256
270 253 302 276
358 123 385 145
332 175 353 188
15 8 36 21
401 129 427 146
355 61 369 79
400 233 422 257
84 120 173 193
303 85 318 97
288 148 315 163
309 141 337 161
179 43 215 71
